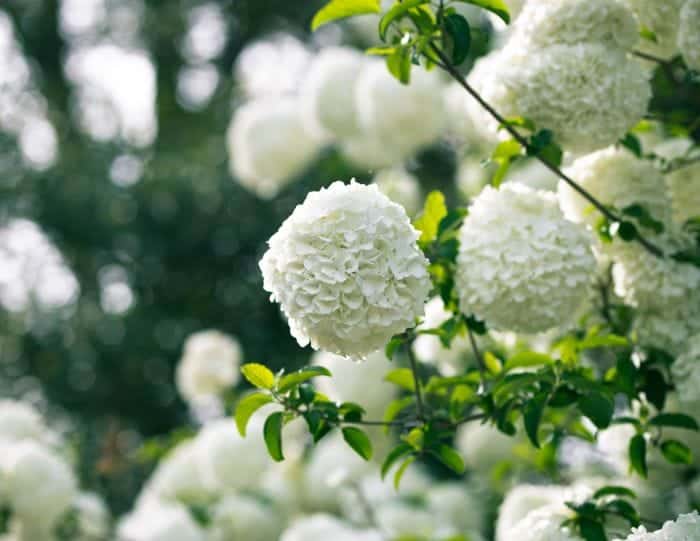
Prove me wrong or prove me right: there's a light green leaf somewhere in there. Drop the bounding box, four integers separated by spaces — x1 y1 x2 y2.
394 455 416 489
386 46 412 84
381 443 414 478
263 412 284 461
432 444 465 474
504 351 553 372
660 440 693 465
342 427 373 460
384 368 416 392
277 366 332 392
483 351 502 375
311 0 381 31
414 191 447 244
453 0 510 24
379 0 428 40
235 393 273 436
241 363 275 390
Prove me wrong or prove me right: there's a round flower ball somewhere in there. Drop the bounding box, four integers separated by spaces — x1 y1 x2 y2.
456 183 595 333
558 146 670 227
175 329 242 403
622 0 684 59
467 44 650 155
227 97 320 199
339 132 405 170
355 62 447 159
117 502 206 541
656 138 700 226
671 334 700 408
617 511 700 541
300 47 367 140
2 441 78 532
511 0 638 50
209 493 285 541
281 514 383 541
679 0 700 70
260 180 431 358
0 400 46 444
496 486 574 541
372 167 422 217
506 506 582 541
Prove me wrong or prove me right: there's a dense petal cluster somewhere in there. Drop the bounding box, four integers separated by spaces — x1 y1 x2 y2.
496 485 575 541
615 511 700 541
456 183 596 333
507 506 582 541
511 0 638 50
281 514 383 541
670 334 700 407
300 47 367 140
679 0 700 70
658 139 700 225
559 146 670 226
355 62 447 158
372 167 422 217
0 400 46 443
175 329 242 403
260 181 431 358
622 0 684 58
227 97 320 198
117 502 207 541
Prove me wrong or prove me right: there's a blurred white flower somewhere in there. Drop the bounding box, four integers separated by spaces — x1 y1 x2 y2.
496 485 574 541
614 511 700 541
679 0 700 70
671 334 700 407
227 97 320 199
117 502 206 541
74 492 111 540
559 147 670 227
355 62 446 159
260 181 430 359
310 350 396 420
506 506 582 541
300 47 367 140
372 167 422 217
375 500 457 539
456 420 521 473
234 34 312 99
2 441 78 534
467 44 650 154
339 132 404 170
0 400 46 444
208 492 285 541
426 482 487 536
175 330 242 403
621 0 684 59
280 514 383 541
456 183 595 333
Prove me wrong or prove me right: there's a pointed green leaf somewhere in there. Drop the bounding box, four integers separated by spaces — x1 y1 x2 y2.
504 351 553 372
381 443 414 479
384 368 416 392
578 518 607 541
660 439 693 465
241 363 275 390
579 392 614 429
263 412 284 461
593 486 636 500
379 0 429 40
453 0 510 24
414 191 447 244
523 392 548 448
277 366 332 392
394 455 416 489
444 13 471 65
386 46 412 84
342 427 373 460
649 413 699 431
432 444 465 474
629 434 647 478
235 393 273 436
311 0 381 31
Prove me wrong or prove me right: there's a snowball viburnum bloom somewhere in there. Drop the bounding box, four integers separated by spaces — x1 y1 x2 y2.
506 506 582 541
511 0 638 50
456 183 595 333
670 334 700 407
260 181 431 359
614 511 700 541
175 329 242 403
0 400 46 443
679 0 700 71
372 167 422 217
622 0 684 59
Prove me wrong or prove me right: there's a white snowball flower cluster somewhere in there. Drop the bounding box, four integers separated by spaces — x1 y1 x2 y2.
511 0 638 50
301 47 367 140
615 511 700 541
227 97 321 199
679 0 700 70
260 181 431 358
280 514 383 541
74 492 112 540
372 167 422 217
656 138 700 225
456 183 595 333
311 350 396 420
467 10 650 155
559 146 670 227
496 485 575 541
355 61 447 160
506 506 582 541
175 329 242 404
208 492 286 541
622 0 685 59
671 334 700 407
0 399 46 443
117 502 206 541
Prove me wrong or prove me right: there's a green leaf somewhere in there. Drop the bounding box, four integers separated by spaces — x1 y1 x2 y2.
381 443 414 478
504 351 553 372
386 46 412 84
394 455 416 489
490 139 522 187
403 427 425 450
660 439 693 465
578 518 607 541
263 412 284 462
383 396 415 430
366 46 396 56
432 444 465 474
649 413 699 431
641 368 667 411
483 351 502 375
603 499 640 526
639 25 657 43
311 0 381 31
453 0 510 24
342 427 373 460
579 334 629 350
385 335 406 360
444 13 471 65
384 368 416 392
617 221 638 241
579 392 614 429
523 392 548 448
593 486 636 500
619 133 642 157
629 434 647 478
277 366 332 392
235 393 273 436
379 0 428 40
241 363 275 390
414 191 447 244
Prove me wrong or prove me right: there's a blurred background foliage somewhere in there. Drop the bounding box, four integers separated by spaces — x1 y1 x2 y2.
0 0 698 516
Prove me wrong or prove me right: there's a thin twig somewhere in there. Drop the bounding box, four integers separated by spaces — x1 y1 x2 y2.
406 344 426 421
632 50 672 66
452 412 486 426
428 43 665 258
467 325 485 379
